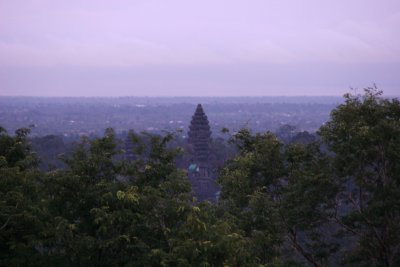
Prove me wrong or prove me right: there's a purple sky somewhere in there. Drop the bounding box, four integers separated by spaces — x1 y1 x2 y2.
0 0 399 96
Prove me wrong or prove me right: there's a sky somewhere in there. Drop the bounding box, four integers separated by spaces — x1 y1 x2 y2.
0 0 399 96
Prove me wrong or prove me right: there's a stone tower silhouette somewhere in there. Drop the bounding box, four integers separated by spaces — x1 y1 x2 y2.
188 104 212 163
187 104 218 201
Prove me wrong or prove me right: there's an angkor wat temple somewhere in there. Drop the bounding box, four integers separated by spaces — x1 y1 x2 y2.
125 103 220 201
187 104 219 201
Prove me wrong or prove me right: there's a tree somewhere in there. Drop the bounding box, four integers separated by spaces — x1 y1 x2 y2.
218 129 338 266
319 87 400 266
0 127 46 266
37 129 194 266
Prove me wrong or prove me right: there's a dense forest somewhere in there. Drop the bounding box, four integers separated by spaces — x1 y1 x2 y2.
1 88 399 266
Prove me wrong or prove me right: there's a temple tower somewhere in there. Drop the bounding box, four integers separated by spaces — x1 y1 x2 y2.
188 104 212 163
187 104 218 201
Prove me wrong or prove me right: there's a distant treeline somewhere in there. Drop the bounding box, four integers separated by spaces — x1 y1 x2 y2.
0 96 338 137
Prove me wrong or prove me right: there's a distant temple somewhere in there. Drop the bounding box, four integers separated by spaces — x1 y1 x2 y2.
187 104 219 201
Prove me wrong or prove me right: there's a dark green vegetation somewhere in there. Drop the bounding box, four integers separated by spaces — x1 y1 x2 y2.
1 88 399 266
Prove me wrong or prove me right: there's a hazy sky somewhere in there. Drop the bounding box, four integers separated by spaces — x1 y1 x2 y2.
0 0 399 96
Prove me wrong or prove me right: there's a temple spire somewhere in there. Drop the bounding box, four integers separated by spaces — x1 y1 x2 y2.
187 104 218 201
188 104 212 163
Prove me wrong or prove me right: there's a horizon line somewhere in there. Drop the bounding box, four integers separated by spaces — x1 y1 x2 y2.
0 94 351 98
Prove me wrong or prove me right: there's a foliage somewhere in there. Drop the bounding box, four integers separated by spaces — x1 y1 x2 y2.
218 129 338 266
319 87 400 266
1 127 252 266
0 127 45 266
